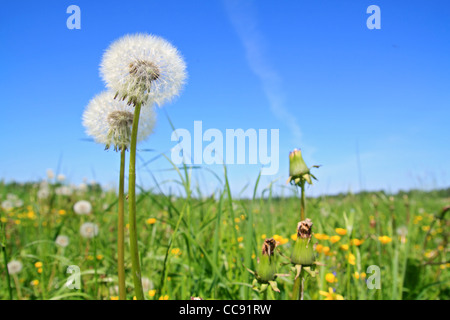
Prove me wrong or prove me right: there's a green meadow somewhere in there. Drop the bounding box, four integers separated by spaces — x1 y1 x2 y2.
1 168 448 300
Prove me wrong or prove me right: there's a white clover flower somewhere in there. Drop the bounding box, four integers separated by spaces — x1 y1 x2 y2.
7 260 23 275
73 200 92 215
55 235 70 248
83 91 156 151
57 174 66 182
80 222 99 239
100 33 187 107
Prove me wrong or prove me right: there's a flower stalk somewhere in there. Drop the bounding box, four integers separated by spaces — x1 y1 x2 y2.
128 101 145 300
287 149 319 300
118 148 126 299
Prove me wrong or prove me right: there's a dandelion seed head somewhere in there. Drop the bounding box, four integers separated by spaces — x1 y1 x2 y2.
100 33 187 106
55 235 70 248
7 260 23 275
73 200 92 215
80 222 99 239
82 91 156 151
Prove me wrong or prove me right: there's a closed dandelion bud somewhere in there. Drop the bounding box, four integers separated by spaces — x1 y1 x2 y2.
291 219 315 266
256 238 277 282
288 149 319 186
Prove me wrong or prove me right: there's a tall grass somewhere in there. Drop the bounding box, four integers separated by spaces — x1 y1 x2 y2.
0 172 449 300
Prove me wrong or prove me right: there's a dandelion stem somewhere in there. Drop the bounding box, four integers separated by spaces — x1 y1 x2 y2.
1 241 13 300
300 180 306 221
128 101 145 300
292 276 301 300
292 180 306 300
118 148 126 300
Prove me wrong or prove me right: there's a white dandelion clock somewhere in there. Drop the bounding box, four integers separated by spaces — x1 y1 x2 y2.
100 33 187 107
82 91 156 151
80 222 99 239
7 260 23 275
55 235 70 248
73 200 92 215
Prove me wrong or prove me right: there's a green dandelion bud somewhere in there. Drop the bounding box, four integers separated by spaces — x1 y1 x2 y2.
290 219 315 266
287 149 319 186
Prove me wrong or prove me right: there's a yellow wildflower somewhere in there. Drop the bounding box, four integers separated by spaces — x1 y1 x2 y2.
350 239 364 246
149 290 156 297
325 273 338 283
316 244 324 253
348 253 356 265
335 228 347 236
314 233 329 241
330 236 341 244
340 244 349 251
319 287 344 300
378 236 392 244
146 218 156 225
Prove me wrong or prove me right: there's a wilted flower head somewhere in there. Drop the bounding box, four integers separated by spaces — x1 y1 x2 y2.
80 222 99 239
291 219 315 267
100 33 187 106
73 200 92 215
55 235 70 248
83 91 156 151
7 260 23 275
297 219 313 239
262 238 277 257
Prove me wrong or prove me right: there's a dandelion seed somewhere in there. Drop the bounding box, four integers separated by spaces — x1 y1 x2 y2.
141 277 153 292
100 33 187 107
55 186 73 196
73 200 92 215
83 91 156 151
46 169 55 180
80 222 99 239
55 235 69 248
7 260 23 275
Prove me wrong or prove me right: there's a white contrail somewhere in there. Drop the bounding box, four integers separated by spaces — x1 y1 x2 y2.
223 0 302 143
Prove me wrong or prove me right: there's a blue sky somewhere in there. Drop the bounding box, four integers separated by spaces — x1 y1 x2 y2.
0 0 449 197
